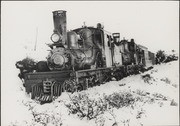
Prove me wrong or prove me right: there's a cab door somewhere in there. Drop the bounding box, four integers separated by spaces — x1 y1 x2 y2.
104 32 113 67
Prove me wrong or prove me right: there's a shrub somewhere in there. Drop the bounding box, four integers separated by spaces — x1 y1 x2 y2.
16 57 37 70
141 74 153 84
172 84 178 88
164 54 178 63
15 57 37 80
135 89 150 96
170 99 178 106
136 108 145 119
65 92 137 120
160 77 171 84
65 91 170 122
156 50 166 64
155 50 178 64
65 93 107 120
152 93 168 101
21 101 63 126
104 92 135 109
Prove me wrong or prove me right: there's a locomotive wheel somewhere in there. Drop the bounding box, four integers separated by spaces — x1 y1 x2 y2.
114 73 121 81
119 72 124 80
95 79 100 86
114 70 123 81
63 79 76 93
134 65 139 74
77 83 83 91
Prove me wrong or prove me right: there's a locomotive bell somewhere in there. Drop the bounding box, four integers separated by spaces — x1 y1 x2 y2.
52 10 67 44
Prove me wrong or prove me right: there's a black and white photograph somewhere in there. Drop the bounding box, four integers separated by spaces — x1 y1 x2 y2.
1 1 179 126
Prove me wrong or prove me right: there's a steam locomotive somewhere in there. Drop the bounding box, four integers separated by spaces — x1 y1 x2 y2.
16 10 155 103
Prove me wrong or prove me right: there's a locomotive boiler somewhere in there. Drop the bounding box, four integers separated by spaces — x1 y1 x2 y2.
16 10 155 103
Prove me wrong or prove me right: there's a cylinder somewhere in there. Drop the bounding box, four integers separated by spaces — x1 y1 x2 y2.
52 10 67 44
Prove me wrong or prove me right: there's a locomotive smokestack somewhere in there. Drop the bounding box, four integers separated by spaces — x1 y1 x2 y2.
52 10 67 45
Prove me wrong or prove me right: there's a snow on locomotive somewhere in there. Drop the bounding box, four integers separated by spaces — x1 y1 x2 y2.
16 10 155 103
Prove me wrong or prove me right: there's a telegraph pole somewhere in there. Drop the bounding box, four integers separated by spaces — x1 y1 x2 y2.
34 27 38 51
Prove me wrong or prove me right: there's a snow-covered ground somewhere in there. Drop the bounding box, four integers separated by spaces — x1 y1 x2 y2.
1 58 179 126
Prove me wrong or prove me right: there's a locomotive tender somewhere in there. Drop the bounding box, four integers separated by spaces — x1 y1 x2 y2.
17 10 155 102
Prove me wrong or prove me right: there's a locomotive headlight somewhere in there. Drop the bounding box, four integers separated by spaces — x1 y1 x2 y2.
51 33 61 43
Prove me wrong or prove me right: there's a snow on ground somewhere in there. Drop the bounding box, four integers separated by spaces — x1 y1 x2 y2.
1 59 179 126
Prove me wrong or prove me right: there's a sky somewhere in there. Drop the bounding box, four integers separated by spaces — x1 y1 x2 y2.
1 1 179 62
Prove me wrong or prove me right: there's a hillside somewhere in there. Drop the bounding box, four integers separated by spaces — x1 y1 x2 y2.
1 60 179 126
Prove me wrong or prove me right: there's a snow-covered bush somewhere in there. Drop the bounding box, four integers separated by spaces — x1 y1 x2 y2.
160 77 171 84
135 89 150 96
152 93 168 101
172 84 178 88
155 50 166 64
155 50 178 64
164 54 178 63
66 90 170 121
170 99 178 106
65 91 139 120
14 101 63 126
15 57 37 80
104 92 135 109
136 108 146 119
141 74 153 84
65 93 107 120
16 57 37 71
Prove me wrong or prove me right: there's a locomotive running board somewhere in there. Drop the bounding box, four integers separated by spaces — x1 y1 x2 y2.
74 66 125 89
75 65 124 77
